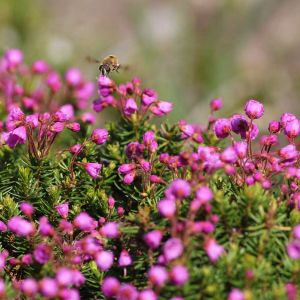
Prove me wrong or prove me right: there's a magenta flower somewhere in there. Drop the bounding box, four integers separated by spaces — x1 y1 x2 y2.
284 118 300 139
123 172 136 185
227 289 245 300
124 98 138 116
55 203 69 219
170 265 189 286
287 240 300 259
91 128 109 145
5 126 27 148
39 278 58 298
74 212 97 232
50 122 64 133
60 104 74 120
230 114 249 138
20 202 34 217
244 99 264 119
47 72 62 93
293 224 300 240
139 289 157 300
118 250 132 267
268 120 280 133
141 89 157 106
67 122 81 132
214 118 231 139
148 265 168 287
157 198 176 218
144 230 163 249
81 112 96 124
196 186 213 204
210 98 222 111
166 179 191 199
96 251 114 271
281 113 297 128
33 243 52 264
20 278 38 297
83 162 102 179
100 222 120 238
143 130 155 146
118 163 136 174
233 141 247 159
117 284 138 300
163 238 184 262
221 146 237 163
39 216 54 236
5 49 23 70
204 238 224 262
151 101 173 116
32 60 49 74
8 216 34 237
102 277 120 298
65 68 82 87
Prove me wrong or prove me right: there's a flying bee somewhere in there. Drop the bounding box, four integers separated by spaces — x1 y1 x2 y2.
86 55 123 76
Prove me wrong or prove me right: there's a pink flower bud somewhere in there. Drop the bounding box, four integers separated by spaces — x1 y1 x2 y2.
268 121 280 133
214 118 231 139
20 202 34 217
5 49 23 70
244 99 264 119
118 250 132 267
20 279 38 297
124 98 138 116
32 60 49 74
8 216 34 237
81 112 96 124
91 128 109 145
55 203 69 219
123 172 136 185
39 278 58 298
74 212 97 232
83 162 102 179
228 289 245 300
163 238 183 262
47 72 62 93
204 238 224 263
210 98 222 111
67 122 81 132
100 222 119 238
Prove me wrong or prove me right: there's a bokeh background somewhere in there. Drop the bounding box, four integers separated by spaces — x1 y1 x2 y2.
1 0 300 123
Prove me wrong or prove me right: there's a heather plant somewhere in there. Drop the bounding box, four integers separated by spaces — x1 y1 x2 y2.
0 49 299 300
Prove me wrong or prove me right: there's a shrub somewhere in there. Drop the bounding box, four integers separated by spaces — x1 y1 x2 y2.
0 49 299 299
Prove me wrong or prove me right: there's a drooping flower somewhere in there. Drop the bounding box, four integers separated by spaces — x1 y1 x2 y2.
91 128 109 145
83 162 102 179
214 118 231 139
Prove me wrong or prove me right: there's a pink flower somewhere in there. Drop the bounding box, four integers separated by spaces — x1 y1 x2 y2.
81 112 96 124
65 68 82 87
210 98 222 111
8 216 34 237
117 284 138 300
148 265 168 287
47 72 62 92
50 122 64 133
214 118 231 139
20 278 38 297
118 164 136 174
39 278 58 298
33 243 52 264
281 113 297 128
151 101 173 116
67 122 81 132
102 277 120 298
204 238 224 262
268 120 280 133
244 99 264 119
55 203 69 219
5 126 27 148
144 230 163 249
166 179 191 199
228 289 244 300
123 172 136 185
196 186 213 204
95 251 114 271
157 198 176 218
74 212 97 232
141 89 157 106
287 240 300 259
83 162 102 179
284 118 300 139
163 238 184 262
118 250 132 267
91 128 109 145
124 98 138 116
170 265 189 286
20 202 34 217
5 49 23 70
139 289 157 300
100 222 119 238
32 60 49 74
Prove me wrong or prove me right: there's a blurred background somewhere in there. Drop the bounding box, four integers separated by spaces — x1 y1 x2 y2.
1 0 300 123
